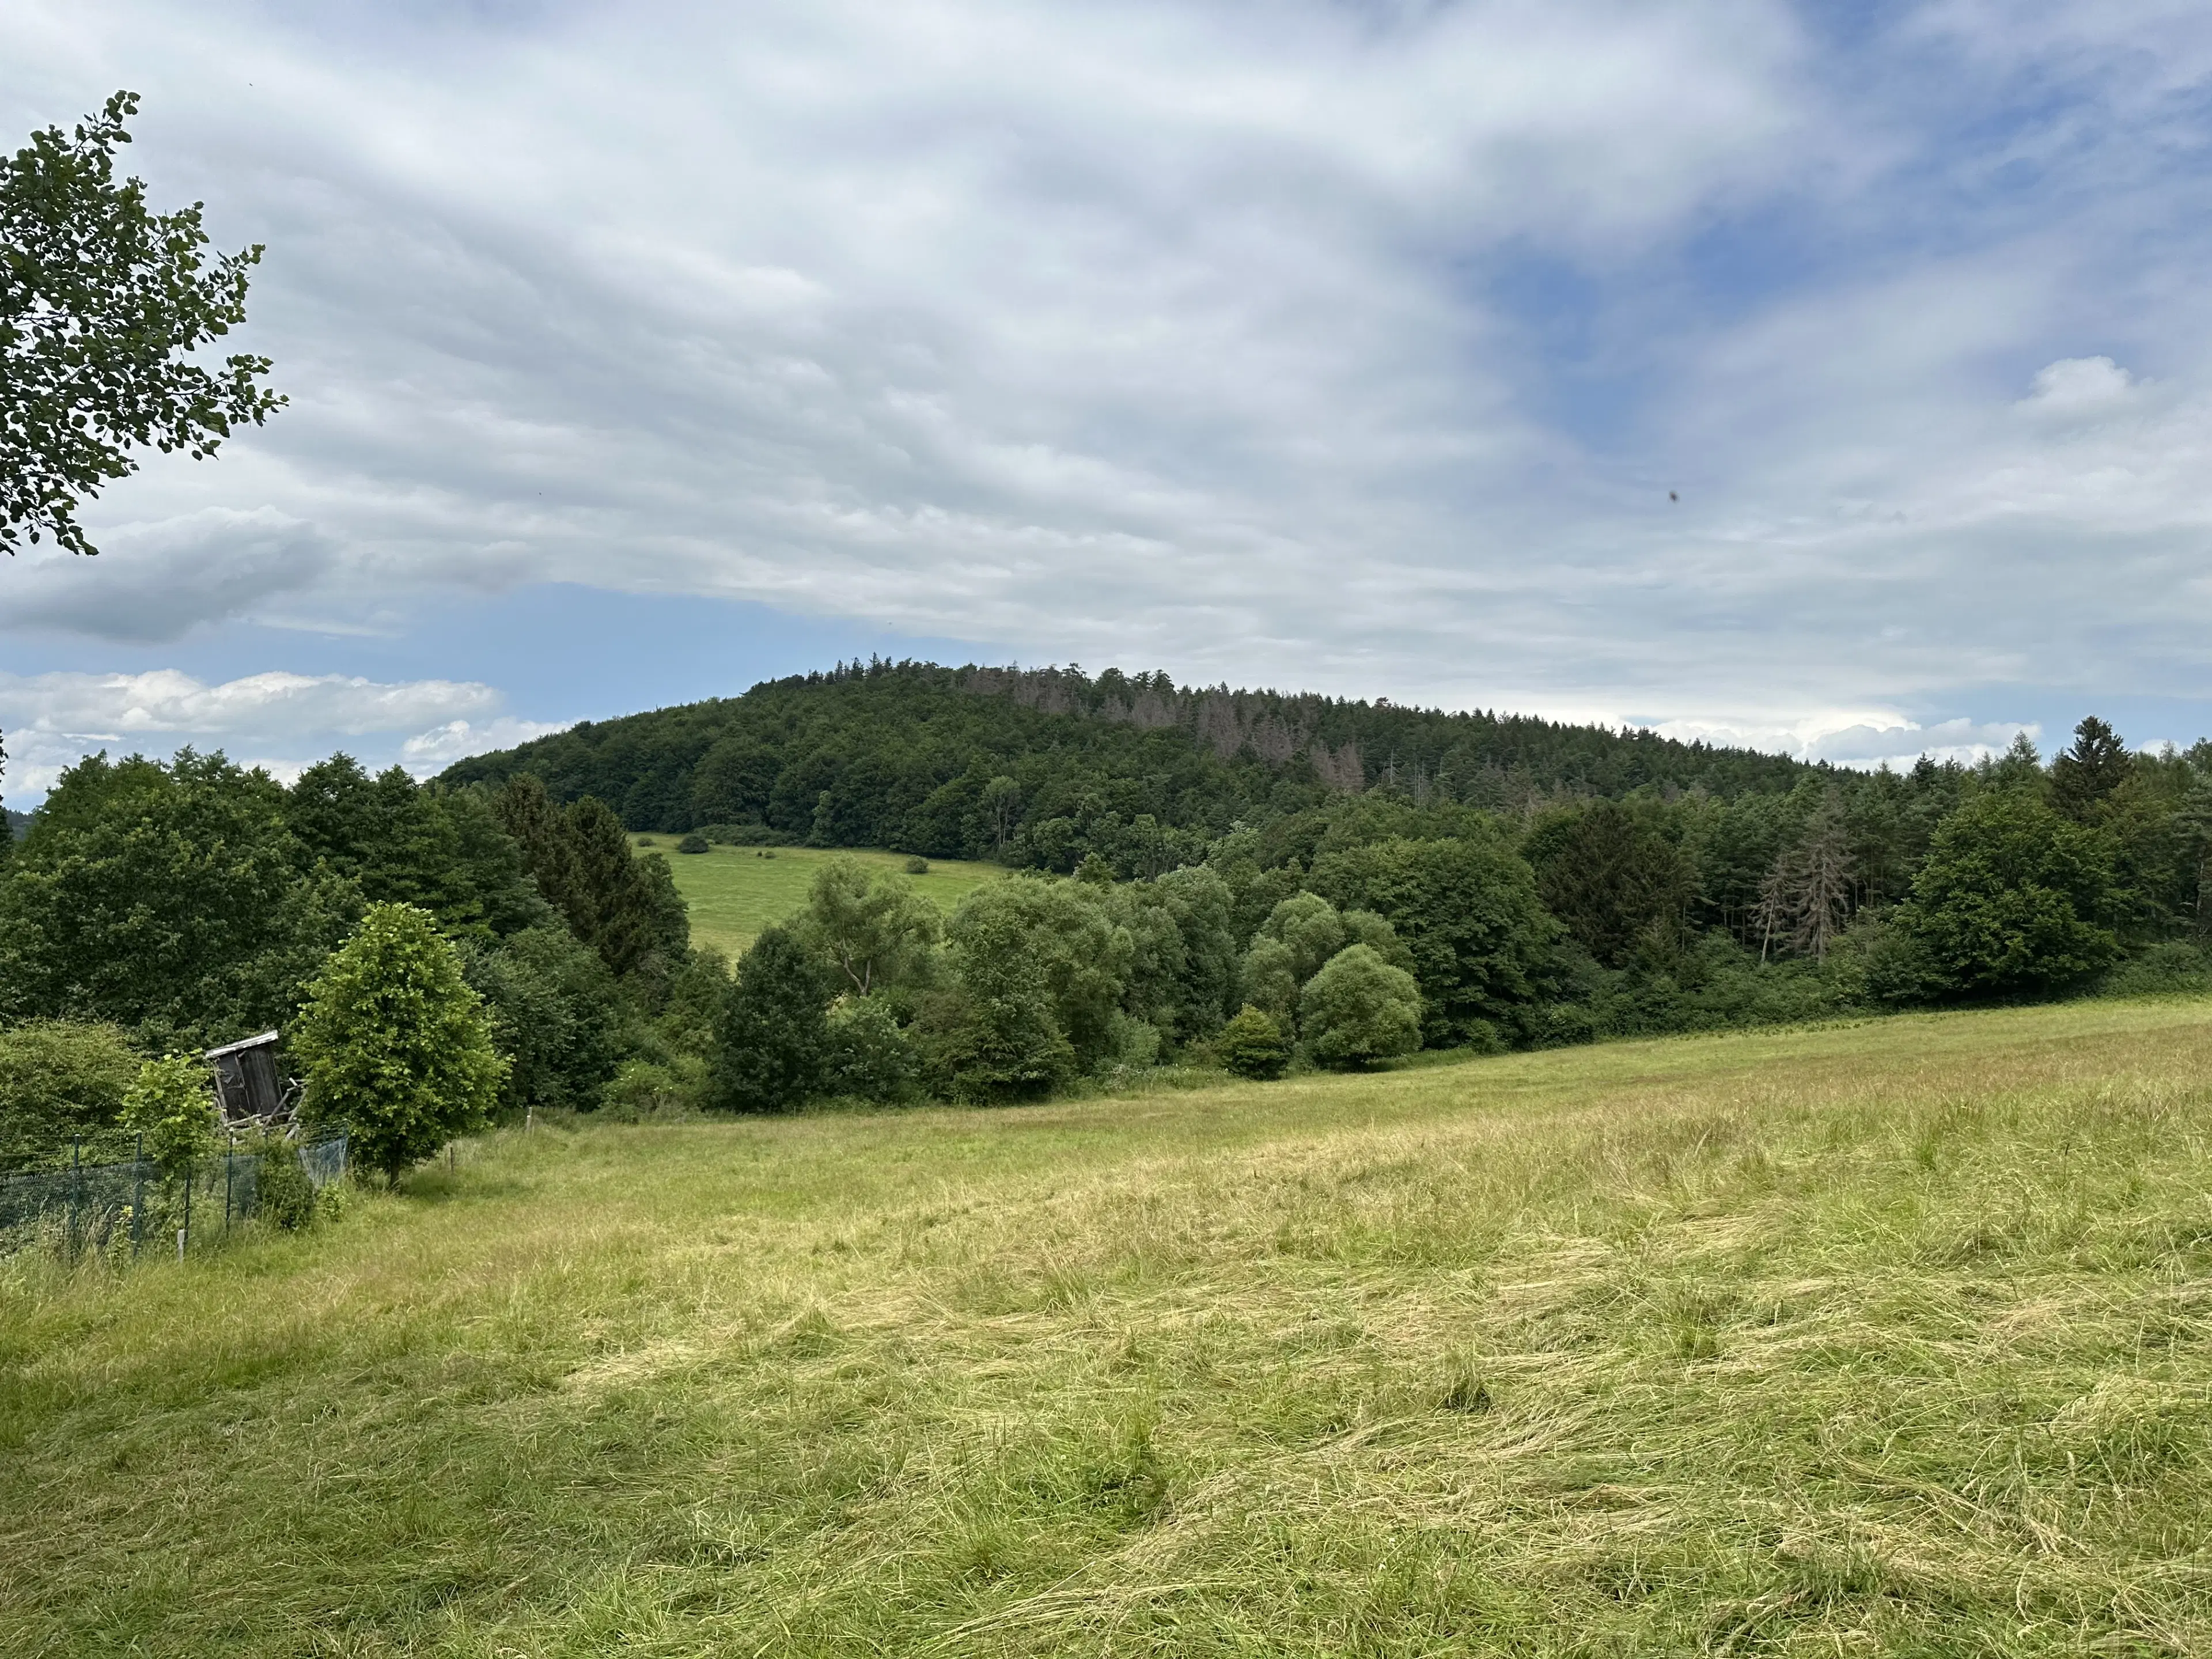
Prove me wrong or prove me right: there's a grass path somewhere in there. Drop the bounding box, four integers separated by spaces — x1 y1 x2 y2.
7 999 2212 1653
632 839 1007 957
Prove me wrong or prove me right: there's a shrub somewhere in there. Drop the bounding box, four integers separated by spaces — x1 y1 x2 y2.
696 823 798 847
603 1054 710 1120
1217 1005 1291 1080
709 926 835 1112
824 997 919 1103
120 1052 219 1179
677 832 710 854
253 1137 316 1230
292 903 507 1184
0 1020 140 1170
1300 945 1422 1070
917 984 1075 1104
904 855 930 875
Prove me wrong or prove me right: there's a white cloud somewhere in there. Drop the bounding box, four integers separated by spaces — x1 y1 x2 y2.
0 669 513 801
2021 355 2138 415
1652 711 2037 772
400 717 570 770
2 0 2210 745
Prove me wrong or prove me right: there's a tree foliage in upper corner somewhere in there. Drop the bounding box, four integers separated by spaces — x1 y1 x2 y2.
293 903 506 1184
2 92 283 556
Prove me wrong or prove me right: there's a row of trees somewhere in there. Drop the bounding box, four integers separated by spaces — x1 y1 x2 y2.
3 707 2206 1158
710 859 1430 1111
0 748 726 1175
438 660 1816 866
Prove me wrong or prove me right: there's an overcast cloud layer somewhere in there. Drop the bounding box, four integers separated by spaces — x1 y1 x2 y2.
5 0 2211 800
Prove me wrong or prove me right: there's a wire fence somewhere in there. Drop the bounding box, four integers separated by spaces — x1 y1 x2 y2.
0 1135 349 1263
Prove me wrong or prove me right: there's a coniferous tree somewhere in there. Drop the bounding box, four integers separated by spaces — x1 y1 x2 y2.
1752 794 1857 961
1524 801 1693 967
2050 716 2131 821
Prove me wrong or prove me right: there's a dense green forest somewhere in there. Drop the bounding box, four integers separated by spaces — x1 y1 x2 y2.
437 660 1816 871
4 666 2210 1172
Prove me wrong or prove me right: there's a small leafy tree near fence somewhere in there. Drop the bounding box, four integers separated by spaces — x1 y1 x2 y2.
293 903 506 1184
120 1053 217 1179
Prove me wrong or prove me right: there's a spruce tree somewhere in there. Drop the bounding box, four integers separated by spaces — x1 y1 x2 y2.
2050 717 2132 821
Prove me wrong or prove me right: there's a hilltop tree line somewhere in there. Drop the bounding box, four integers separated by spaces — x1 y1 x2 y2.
438 660 1814 872
3 681 2209 1161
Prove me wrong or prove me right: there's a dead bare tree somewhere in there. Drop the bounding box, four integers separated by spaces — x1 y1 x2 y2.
1753 794 1857 961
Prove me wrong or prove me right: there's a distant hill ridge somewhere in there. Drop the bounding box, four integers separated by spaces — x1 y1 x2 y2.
438 660 1817 869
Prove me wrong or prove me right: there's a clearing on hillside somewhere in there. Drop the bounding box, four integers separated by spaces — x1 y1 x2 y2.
632 838 1007 956
6 998 2212 1654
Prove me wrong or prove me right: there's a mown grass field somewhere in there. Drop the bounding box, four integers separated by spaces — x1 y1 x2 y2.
9 998 2212 1654
631 839 1008 957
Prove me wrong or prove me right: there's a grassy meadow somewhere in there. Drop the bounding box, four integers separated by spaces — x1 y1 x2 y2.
9 998 2212 1653
632 838 1008 956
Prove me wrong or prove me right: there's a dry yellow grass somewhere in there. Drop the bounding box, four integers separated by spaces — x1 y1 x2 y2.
6 998 2212 1653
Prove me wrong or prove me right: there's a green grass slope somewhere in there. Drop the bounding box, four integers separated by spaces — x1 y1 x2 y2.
8 1000 2212 1653
634 839 1008 956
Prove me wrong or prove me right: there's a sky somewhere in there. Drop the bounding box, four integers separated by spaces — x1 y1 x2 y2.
6 0 2212 804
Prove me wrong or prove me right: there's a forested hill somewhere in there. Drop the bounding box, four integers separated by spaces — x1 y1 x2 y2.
438 661 1815 870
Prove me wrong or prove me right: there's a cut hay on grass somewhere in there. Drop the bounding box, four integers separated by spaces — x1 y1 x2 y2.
7 998 2212 1654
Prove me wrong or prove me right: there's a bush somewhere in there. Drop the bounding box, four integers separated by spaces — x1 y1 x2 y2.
916 984 1075 1104
0 1021 140 1170
120 1053 219 1179
677 832 710 854
1217 1005 1291 1080
2100 942 2212 997
253 1136 316 1230
824 997 919 1103
1300 945 1422 1070
293 903 508 1184
603 1054 710 1120
709 926 835 1112
904 855 930 875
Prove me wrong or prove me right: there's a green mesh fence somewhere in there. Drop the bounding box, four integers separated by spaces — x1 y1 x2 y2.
0 1135 348 1261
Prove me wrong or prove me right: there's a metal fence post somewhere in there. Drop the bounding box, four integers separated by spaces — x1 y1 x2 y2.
131 1133 145 1256
224 1152 233 1234
69 1138 83 1262
182 1160 191 1257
